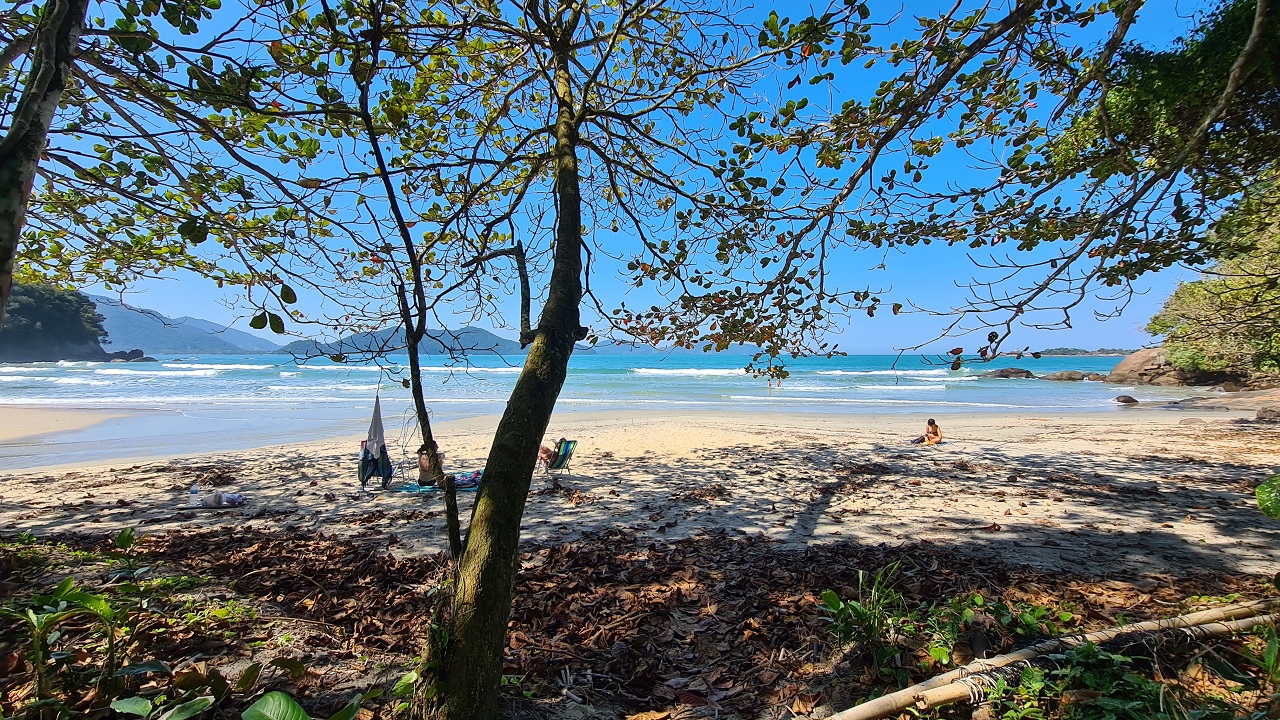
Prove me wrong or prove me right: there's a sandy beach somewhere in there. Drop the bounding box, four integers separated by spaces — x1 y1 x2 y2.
0 406 128 444
3 406 1277 575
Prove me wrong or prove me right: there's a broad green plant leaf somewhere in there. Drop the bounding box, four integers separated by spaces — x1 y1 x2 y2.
159 697 214 720
110 697 153 716
116 527 137 549
268 657 306 679
115 659 173 676
242 691 312 720
236 662 263 692
392 670 417 697
325 694 365 720
249 312 268 330
1257 474 1280 518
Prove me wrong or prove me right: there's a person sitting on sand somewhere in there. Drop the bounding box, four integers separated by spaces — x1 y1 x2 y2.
911 419 942 445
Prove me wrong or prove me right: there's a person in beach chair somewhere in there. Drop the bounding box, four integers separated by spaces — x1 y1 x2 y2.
538 438 577 477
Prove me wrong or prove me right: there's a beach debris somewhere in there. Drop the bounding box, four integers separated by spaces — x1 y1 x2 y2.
669 483 730 502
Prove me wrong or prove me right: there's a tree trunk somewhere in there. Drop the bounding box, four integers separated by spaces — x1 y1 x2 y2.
0 0 91 325
434 22 584 720
398 282 460 557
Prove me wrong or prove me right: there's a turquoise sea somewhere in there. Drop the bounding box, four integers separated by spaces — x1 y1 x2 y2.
0 352 1191 470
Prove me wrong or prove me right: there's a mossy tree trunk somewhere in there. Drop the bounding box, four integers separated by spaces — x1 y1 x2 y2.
0 0 91 325
433 13 585 719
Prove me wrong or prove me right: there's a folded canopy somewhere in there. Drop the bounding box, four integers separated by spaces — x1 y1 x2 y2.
358 394 395 490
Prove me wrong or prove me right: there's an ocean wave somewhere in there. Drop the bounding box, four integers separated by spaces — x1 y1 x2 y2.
265 383 381 392
556 397 720 405
815 369 954 377
724 395 1091 409
299 364 393 372
631 368 746 377
417 365 522 374
0 375 109 386
164 363 274 370
94 368 220 377
854 385 940 391
0 366 46 374
279 371 301 377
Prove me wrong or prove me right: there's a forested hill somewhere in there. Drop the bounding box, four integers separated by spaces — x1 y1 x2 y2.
0 286 111 362
1037 348 1137 356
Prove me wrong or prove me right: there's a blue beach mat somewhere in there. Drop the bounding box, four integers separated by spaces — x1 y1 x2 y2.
392 470 482 493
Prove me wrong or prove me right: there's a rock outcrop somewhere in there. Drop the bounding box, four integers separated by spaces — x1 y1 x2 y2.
1104 348 1234 387
1115 395 1138 404
1042 370 1085 381
1259 407 1280 423
1086 373 1108 381
982 368 1035 379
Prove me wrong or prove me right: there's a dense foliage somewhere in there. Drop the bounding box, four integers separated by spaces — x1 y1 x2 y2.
0 284 107 353
1148 188 1280 376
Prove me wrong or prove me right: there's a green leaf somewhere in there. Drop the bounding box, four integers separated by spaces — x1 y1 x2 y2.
236 662 263 693
159 697 214 720
279 285 297 304
115 659 173 676
1258 474 1280 518
325 695 363 720
268 657 306 679
249 312 268 330
116 526 136 550
268 312 285 334
110 697 153 717
392 670 418 697
242 691 312 720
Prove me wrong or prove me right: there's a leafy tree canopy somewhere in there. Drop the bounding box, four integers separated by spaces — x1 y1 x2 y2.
1148 183 1280 377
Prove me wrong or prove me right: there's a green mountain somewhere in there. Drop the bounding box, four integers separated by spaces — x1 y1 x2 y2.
89 295 280 354
0 285 111 362
275 327 524 357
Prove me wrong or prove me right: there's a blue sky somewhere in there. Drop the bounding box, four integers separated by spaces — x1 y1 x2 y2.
88 0 1215 355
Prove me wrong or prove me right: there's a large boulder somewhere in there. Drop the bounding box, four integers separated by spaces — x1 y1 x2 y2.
1105 348 1230 387
1042 370 1085 382
982 367 1035 379
1115 395 1138 404
1085 373 1108 381
1258 407 1280 423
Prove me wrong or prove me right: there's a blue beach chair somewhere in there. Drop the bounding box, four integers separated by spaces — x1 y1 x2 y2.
543 438 577 478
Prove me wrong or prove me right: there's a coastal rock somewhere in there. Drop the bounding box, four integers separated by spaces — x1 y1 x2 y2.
1258 407 1280 423
1086 373 1108 381
1115 395 1138 404
1179 418 1205 425
1105 348 1236 387
982 368 1035 379
1042 370 1085 382
1211 381 1242 392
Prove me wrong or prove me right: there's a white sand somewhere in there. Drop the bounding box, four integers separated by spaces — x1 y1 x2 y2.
1 409 1277 575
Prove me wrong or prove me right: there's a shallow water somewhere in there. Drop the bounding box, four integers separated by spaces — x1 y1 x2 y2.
0 352 1192 470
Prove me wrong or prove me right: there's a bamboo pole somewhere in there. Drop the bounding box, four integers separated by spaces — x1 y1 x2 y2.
831 598 1280 720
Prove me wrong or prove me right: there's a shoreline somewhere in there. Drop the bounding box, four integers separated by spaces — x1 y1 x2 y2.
2 408 1276 576
0 396 1271 472
0 405 135 444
